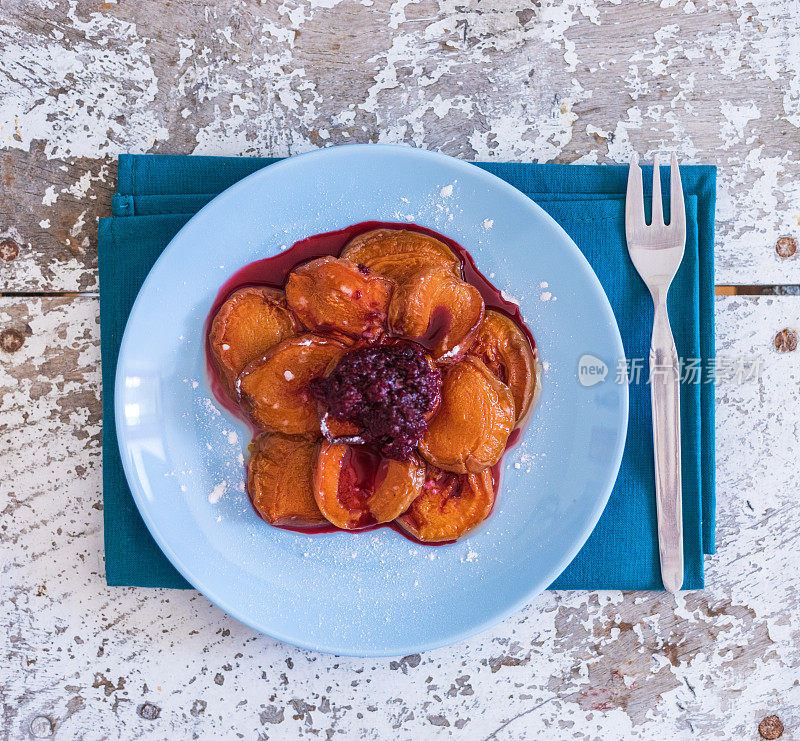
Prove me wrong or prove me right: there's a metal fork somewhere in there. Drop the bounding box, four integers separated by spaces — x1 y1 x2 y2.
625 153 686 593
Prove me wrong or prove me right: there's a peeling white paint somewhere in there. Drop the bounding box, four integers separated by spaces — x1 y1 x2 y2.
41 186 58 206
0 6 168 159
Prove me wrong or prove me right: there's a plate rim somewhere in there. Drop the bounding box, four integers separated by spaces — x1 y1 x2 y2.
114 143 628 656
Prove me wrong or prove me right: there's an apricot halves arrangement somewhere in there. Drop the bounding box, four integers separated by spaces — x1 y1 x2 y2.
237 334 347 436
419 356 515 474
286 256 393 339
208 226 537 543
340 228 461 285
388 267 484 362
248 434 327 527
469 310 538 426
396 467 495 543
209 287 300 398
314 442 425 529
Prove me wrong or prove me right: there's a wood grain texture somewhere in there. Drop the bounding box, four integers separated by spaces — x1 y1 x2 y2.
1 0 799 291
1 295 798 739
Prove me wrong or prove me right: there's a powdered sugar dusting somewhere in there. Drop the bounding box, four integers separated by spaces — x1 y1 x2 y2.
208 482 226 504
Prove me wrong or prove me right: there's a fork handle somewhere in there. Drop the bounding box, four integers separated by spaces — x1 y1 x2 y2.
650 297 684 592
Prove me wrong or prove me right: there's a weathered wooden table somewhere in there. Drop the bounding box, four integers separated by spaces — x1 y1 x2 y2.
2 1 799 739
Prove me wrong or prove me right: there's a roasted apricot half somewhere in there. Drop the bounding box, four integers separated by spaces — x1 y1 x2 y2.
419 356 514 473
285 256 393 339
341 228 461 285
469 310 537 426
247 433 327 527
237 334 346 436
396 466 494 543
208 287 299 398
388 267 484 362
314 442 425 529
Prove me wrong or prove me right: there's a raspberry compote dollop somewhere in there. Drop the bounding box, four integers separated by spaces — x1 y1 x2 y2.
310 341 442 461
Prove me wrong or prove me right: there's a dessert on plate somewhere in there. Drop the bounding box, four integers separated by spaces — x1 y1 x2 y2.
207 226 538 543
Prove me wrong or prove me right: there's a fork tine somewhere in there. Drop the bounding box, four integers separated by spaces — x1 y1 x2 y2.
669 152 686 243
651 154 663 225
625 153 646 237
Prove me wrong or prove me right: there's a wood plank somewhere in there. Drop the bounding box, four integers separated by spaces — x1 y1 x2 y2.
1 294 798 738
1 1 799 291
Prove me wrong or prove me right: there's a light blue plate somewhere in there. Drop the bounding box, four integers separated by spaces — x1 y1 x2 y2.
115 144 627 657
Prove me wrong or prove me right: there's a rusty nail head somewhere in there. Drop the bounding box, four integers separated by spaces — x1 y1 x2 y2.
138 702 161 721
0 328 25 353
774 328 798 353
759 715 784 739
0 237 19 261
29 716 54 737
775 236 797 259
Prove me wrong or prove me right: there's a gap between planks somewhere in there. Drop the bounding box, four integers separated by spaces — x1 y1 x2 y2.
1 288 799 299
716 286 800 295
0 291 99 298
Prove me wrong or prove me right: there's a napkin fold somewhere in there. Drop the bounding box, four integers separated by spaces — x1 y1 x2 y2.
100 154 715 591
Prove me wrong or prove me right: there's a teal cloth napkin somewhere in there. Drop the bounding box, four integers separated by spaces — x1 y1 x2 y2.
100 154 716 590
